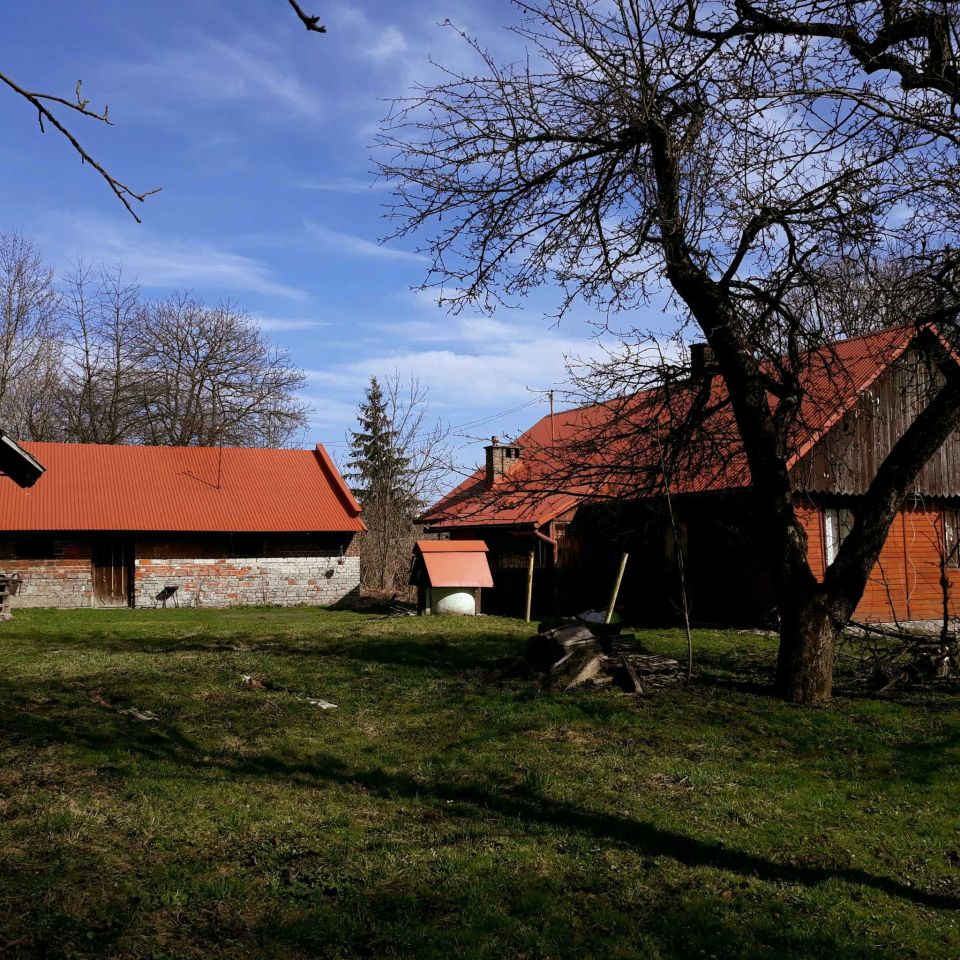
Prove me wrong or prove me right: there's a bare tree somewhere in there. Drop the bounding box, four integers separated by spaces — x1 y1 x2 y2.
0 2 326 220
136 293 309 447
58 262 146 443
794 253 944 340
379 0 960 703
0 232 63 437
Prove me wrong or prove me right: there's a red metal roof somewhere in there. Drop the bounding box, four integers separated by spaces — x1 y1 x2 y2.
421 325 923 530
0 442 365 533
415 540 493 588
418 540 489 553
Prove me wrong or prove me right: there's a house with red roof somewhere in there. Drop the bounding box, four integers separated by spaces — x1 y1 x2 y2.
420 324 960 624
0 442 364 608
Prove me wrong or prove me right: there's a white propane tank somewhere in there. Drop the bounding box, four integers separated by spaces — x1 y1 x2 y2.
431 588 476 615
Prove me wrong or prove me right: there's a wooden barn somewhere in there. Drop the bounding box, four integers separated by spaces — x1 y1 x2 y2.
0 442 364 608
419 325 960 625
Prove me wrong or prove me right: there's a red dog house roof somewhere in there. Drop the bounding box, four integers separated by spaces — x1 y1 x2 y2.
415 540 493 588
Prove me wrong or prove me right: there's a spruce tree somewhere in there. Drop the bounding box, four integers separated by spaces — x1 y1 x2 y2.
347 377 411 504
347 377 414 590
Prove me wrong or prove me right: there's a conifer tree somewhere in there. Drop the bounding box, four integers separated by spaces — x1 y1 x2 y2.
347 376 415 591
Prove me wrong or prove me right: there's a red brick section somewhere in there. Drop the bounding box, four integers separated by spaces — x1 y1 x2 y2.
797 500 960 622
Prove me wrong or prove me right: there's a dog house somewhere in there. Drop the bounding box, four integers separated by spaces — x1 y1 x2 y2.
411 540 493 615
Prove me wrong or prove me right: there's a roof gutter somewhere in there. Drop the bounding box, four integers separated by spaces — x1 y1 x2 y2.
533 527 557 548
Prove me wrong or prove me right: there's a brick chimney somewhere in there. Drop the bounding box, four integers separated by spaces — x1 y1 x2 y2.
690 342 719 382
484 436 521 488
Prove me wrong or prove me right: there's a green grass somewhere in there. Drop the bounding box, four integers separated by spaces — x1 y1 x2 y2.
0 607 958 959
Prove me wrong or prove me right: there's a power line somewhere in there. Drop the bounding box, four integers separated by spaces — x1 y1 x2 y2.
451 397 541 433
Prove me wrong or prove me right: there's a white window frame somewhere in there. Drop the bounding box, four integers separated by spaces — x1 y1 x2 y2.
823 507 853 566
944 508 960 569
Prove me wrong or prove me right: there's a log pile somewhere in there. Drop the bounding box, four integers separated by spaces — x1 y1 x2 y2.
526 622 681 694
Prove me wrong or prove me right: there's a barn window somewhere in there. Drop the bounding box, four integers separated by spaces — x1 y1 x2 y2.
944 509 960 569
823 508 853 565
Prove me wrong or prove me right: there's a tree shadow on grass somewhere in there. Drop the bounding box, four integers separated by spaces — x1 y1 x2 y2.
3 688 957 916
16 629 523 676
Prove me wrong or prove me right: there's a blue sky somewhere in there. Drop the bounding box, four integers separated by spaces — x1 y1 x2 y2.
0 0 643 470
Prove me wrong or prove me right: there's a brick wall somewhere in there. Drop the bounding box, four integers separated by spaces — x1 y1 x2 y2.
132 555 361 608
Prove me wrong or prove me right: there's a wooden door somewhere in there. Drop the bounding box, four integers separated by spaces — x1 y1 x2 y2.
91 540 133 607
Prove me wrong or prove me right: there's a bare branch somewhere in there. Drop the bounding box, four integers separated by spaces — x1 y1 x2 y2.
287 0 327 34
0 70 160 222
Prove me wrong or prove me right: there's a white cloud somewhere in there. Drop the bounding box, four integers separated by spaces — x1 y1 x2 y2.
298 176 389 194
363 25 409 61
305 221 427 263
122 32 322 121
46 216 307 300
252 314 329 332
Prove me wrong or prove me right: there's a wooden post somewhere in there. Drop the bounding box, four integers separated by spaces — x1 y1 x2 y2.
525 550 535 623
605 553 629 624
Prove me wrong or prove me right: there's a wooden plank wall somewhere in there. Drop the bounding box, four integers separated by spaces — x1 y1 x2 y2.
797 499 960 622
793 345 960 497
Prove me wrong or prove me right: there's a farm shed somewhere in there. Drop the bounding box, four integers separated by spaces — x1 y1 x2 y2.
0 441 364 609
420 324 960 625
410 540 493 615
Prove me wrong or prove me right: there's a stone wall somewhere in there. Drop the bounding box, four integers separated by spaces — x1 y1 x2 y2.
3 558 95 608
0 539 94 608
132 555 361 608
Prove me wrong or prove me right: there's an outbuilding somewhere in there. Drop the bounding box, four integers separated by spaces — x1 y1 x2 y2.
411 540 493 615
0 441 364 608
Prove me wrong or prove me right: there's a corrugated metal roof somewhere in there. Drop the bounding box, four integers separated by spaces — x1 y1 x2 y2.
0 442 365 533
416 540 493 587
422 325 921 530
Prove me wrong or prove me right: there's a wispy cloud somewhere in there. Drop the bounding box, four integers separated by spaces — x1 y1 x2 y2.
46 216 307 300
305 221 427 263
298 176 389 194
121 32 323 121
252 314 329 332
363 25 409 61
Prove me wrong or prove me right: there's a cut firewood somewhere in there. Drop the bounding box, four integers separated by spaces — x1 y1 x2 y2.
526 625 602 670
545 649 605 691
528 621 680 695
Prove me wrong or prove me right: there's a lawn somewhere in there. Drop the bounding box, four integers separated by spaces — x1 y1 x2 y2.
0 608 958 959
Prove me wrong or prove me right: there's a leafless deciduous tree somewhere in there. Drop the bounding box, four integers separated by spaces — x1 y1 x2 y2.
58 262 146 443
0 232 62 438
379 0 960 703
0 2 326 220
0 233 310 448
136 294 309 448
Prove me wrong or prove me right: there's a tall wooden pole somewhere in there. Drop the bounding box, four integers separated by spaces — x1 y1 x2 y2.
605 553 629 624
525 550 535 623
